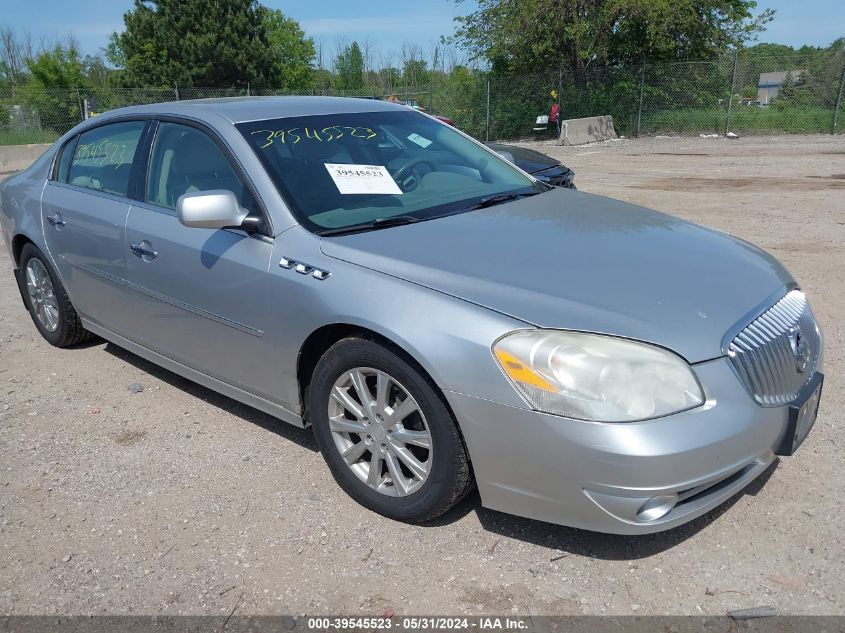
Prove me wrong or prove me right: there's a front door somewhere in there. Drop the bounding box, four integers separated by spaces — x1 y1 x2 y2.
41 120 147 334
124 121 278 401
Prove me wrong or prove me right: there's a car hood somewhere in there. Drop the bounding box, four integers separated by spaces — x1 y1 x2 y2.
486 143 561 173
320 189 792 362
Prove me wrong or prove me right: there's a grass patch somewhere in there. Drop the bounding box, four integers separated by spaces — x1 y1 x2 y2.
639 106 837 135
0 129 59 145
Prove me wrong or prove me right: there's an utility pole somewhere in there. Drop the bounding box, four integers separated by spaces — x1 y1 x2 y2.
636 61 646 137
485 79 490 142
725 50 738 135
832 63 845 134
75 86 84 122
557 67 563 138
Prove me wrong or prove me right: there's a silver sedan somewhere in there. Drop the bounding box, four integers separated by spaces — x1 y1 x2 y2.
0 97 823 534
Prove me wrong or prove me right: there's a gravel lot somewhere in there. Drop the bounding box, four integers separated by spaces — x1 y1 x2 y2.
0 134 843 618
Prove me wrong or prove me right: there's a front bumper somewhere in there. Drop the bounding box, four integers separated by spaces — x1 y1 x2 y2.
533 165 576 189
446 356 811 534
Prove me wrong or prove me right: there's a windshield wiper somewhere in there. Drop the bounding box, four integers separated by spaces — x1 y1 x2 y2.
318 215 422 236
465 191 543 210
317 190 545 236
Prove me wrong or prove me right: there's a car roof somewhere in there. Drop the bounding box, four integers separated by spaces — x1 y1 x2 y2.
99 96 406 124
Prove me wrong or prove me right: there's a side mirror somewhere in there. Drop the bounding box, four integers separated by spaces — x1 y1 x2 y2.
176 190 249 230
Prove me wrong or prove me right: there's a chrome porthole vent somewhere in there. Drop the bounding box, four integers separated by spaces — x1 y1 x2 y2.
279 256 331 280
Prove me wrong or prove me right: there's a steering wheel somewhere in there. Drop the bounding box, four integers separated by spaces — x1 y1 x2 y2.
391 158 438 192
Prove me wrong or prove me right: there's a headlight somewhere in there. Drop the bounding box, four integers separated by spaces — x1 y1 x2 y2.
493 330 704 422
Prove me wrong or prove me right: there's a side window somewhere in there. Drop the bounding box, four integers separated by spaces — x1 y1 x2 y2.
67 121 145 197
147 122 252 211
54 136 77 183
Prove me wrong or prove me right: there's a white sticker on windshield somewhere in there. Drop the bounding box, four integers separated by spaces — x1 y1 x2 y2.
407 133 433 148
324 163 403 195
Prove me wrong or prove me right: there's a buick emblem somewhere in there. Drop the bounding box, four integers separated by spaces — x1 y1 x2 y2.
788 327 811 374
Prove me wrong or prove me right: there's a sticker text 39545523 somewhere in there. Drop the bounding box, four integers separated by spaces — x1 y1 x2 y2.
324 164 403 195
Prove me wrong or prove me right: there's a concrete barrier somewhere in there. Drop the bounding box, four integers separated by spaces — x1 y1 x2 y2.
0 143 52 174
558 115 617 146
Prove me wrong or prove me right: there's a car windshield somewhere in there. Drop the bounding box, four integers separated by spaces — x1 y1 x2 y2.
236 109 545 235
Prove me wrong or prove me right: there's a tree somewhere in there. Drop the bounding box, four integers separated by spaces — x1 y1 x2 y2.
449 0 775 86
1 25 34 93
335 41 364 90
27 45 86 90
23 44 88 133
379 66 401 93
0 60 11 90
263 9 316 89
109 0 306 87
83 54 113 88
742 39 845 109
104 32 127 69
742 41 832 75
402 58 429 87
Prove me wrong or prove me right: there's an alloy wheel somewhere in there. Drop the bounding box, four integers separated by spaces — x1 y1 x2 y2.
328 367 433 496
25 258 59 333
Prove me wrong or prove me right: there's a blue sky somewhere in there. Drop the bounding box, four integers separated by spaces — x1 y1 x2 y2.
2 0 842 60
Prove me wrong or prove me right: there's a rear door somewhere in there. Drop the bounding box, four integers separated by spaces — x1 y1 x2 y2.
124 120 278 399
41 120 148 334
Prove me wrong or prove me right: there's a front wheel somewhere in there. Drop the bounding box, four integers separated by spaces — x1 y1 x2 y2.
309 338 474 523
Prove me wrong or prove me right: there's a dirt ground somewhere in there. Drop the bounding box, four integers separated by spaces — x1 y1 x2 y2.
0 134 843 618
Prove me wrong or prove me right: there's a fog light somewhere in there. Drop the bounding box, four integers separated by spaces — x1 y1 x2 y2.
636 493 678 522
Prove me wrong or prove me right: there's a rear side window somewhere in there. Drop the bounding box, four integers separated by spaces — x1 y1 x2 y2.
54 137 77 183
68 121 146 197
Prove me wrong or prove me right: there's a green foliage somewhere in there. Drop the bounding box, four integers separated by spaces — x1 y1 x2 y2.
771 70 818 109
402 59 430 87
335 42 364 90
774 70 799 105
450 0 774 82
0 60 10 89
110 0 311 87
262 9 315 89
26 45 86 89
22 45 87 134
431 66 488 136
104 32 127 69
82 55 114 88
743 40 843 71
2 16 844 146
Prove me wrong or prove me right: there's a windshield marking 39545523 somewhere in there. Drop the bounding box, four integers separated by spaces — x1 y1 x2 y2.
237 110 546 235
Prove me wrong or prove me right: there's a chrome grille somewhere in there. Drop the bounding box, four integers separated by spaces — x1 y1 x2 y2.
728 290 820 406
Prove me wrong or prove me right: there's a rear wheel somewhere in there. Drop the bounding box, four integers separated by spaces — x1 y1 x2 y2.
309 338 473 522
19 243 93 347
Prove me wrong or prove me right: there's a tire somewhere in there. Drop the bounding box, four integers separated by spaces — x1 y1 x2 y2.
19 243 93 347
309 337 474 523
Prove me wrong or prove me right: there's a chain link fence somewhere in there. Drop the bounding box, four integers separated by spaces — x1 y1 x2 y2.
2 52 844 147
434 51 845 141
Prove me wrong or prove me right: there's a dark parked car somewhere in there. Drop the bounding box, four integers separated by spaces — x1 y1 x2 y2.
433 115 575 189
486 143 576 189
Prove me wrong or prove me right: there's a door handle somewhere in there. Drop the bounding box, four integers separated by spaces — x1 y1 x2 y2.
46 214 66 227
130 242 158 259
